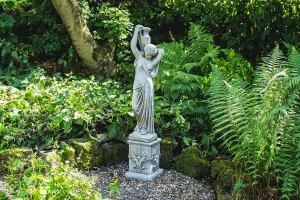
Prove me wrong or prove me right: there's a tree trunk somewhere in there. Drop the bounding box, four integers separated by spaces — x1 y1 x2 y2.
51 0 115 77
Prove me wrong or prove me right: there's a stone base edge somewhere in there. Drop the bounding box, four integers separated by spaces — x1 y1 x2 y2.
125 168 163 181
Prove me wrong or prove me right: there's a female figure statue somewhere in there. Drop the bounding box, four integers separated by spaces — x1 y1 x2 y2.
131 25 164 135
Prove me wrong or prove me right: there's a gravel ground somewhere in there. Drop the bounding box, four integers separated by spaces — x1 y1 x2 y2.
86 163 215 200
0 163 216 200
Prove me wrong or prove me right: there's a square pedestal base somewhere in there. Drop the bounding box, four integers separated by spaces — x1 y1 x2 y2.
125 168 163 181
125 136 162 181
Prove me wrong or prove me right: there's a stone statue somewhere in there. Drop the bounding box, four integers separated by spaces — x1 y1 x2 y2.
125 25 164 181
131 24 164 136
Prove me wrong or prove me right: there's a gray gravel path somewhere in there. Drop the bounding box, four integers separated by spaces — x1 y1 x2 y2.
1 163 216 200
86 163 215 200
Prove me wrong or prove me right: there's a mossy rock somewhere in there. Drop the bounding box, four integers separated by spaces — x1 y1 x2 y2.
160 137 177 169
176 146 210 178
70 140 102 170
0 148 33 175
211 159 238 194
102 141 128 165
211 160 235 179
41 150 62 164
216 185 233 200
59 142 76 166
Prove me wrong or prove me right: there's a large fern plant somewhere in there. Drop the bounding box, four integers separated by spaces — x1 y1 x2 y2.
155 23 253 148
157 23 219 98
209 46 300 199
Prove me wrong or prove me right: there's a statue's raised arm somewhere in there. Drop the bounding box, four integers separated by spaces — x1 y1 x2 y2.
149 48 164 71
131 25 143 59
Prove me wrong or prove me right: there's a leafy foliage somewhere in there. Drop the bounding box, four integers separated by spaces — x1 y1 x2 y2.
0 68 134 149
0 13 29 69
209 46 300 199
155 23 253 149
78 1 133 46
116 0 300 64
5 155 102 199
2 0 71 59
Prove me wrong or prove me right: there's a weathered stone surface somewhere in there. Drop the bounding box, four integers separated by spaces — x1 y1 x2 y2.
59 142 76 166
176 146 210 179
216 185 233 200
160 137 177 169
125 138 163 181
211 159 238 198
211 160 236 192
41 150 61 164
0 148 33 175
125 168 163 181
211 160 235 179
70 140 102 170
102 140 128 165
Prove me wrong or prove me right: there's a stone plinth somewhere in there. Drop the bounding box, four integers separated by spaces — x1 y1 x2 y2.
125 133 163 181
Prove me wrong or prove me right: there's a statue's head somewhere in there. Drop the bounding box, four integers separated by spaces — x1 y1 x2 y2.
144 44 158 60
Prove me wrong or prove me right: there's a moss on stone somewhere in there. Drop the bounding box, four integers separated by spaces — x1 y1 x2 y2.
42 150 61 164
211 159 239 196
70 140 102 170
211 160 235 179
176 146 210 178
0 148 33 175
160 137 177 169
216 185 234 200
102 141 128 165
59 142 76 166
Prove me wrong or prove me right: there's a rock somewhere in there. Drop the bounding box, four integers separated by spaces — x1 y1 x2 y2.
41 150 62 164
211 159 238 197
70 140 102 170
211 160 235 179
160 137 177 169
176 146 210 179
102 140 128 165
95 133 109 143
59 142 76 166
0 148 33 175
216 185 233 200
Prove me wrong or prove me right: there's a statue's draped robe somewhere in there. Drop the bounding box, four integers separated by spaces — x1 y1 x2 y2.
132 58 159 134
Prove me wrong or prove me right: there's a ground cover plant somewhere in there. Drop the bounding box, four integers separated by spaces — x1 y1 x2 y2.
0 67 133 149
5 155 102 199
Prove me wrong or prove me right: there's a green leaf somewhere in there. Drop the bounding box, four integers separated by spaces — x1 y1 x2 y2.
183 136 190 146
108 123 120 138
75 118 84 125
1 48 6 57
0 190 8 200
11 51 18 59
58 59 64 65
